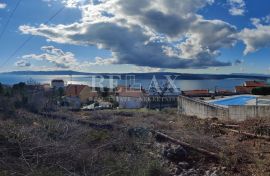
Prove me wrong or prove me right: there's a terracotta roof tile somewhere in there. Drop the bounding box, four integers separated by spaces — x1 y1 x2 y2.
235 86 253 94
245 81 266 87
66 85 87 97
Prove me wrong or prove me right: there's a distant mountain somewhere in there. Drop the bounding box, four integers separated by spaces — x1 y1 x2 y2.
2 70 270 80
231 73 270 77
1 70 90 75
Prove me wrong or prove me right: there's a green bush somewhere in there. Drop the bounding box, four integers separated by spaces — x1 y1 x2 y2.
252 87 270 95
0 83 3 95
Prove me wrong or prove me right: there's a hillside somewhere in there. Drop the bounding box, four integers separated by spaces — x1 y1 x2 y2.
1 108 270 176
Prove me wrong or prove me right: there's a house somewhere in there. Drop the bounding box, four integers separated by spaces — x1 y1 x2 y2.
181 89 211 97
116 86 146 109
216 89 235 96
235 80 267 94
65 84 98 103
235 86 253 94
244 81 266 87
51 79 65 89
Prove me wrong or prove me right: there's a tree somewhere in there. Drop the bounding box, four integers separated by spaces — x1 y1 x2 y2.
97 87 110 98
12 82 26 90
12 82 26 96
148 80 177 111
58 87 64 97
252 87 270 95
0 83 3 95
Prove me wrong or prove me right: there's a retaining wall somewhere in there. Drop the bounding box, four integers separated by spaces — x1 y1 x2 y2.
178 96 229 120
229 106 270 121
178 96 270 121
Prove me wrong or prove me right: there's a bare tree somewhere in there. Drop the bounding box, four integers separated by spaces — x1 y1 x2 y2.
148 80 175 111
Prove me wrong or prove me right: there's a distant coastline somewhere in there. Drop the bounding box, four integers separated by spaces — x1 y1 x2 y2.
1 70 270 80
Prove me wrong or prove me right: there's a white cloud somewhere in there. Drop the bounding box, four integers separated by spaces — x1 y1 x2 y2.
134 66 162 73
238 19 270 55
227 0 246 16
42 0 84 8
19 0 237 69
86 57 116 66
62 0 83 8
263 15 270 24
0 3 6 9
16 46 113 70
15 60 31 67
21 46 78 69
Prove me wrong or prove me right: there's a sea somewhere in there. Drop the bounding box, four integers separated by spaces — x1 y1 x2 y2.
0 74 257 91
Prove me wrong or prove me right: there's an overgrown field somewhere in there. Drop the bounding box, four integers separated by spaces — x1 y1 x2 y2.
1 108 270 176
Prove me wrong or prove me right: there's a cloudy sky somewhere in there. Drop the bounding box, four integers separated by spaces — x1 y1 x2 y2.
0 0 270 74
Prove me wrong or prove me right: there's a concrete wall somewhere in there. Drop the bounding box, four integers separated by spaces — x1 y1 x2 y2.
178 96 229 120
178 96 270 121
229 106 270 121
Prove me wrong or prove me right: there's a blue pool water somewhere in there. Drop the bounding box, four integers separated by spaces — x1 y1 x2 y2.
211 96 256 106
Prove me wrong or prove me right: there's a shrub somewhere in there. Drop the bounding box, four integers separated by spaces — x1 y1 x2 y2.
252 87 270 95
0 83 3 95
12 82 26 95
0 97 16 117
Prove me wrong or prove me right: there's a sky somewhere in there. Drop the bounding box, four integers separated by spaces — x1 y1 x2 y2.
0 0 270 74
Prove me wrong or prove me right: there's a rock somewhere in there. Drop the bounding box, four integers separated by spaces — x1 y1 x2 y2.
163 145 188 161
170 168 176 174
174 146 188 159
169 121 175 124
221 167 226 171
175 168 182 175
177 162 189 169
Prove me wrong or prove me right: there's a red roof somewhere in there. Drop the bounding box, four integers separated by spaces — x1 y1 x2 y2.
116 86 145 98
66 85 88 97
235 86 253 94
245 81 266 87
217 89 232 93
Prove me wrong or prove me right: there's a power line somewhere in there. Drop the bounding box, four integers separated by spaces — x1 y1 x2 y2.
0 6 65 68
0 0 22 41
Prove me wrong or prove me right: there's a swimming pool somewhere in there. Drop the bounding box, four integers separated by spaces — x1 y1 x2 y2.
210 95 256 106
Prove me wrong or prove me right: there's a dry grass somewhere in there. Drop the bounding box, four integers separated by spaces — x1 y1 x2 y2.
0 110 168 176
1 108 270 175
